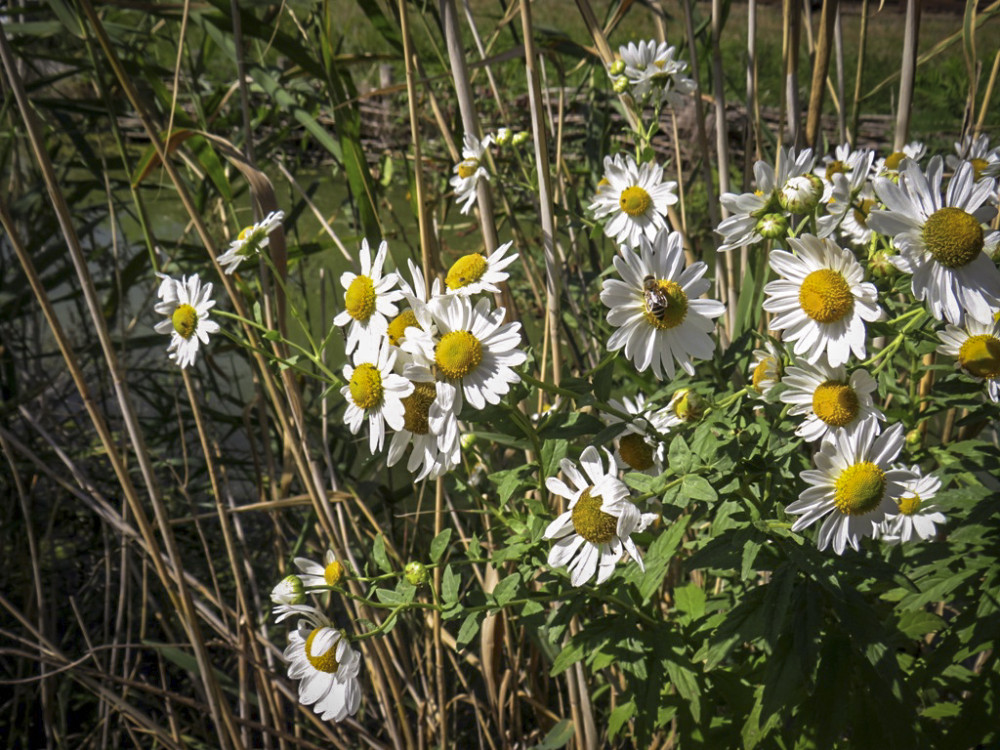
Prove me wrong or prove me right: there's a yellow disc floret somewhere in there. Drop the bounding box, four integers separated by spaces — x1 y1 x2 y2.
172 304 198 339
898 492 921 516
324 561 345 587
435 330 483 380
445 253 489 290
618 433 654 471
571 488 618 544
402 381 437 435
825 160 847 182
884 151 907 171
644 280 688 330
387 309 419 346
345 275 376 322
349 363 383 410
305 628 340 673
752 356 778 393
970 158 989 182
833 462 886 515
922 207 983 269
457 160 479 179
798 268 854 323
619 186 653 217
958 334 1000 379
812 380 860 427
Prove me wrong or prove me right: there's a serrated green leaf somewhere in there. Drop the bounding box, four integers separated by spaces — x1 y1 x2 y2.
532 718 574 749
921 701 962 719
492 573 521 607
665 660 700 722
673 584 706 620
550 641 584 676
681 474 717 503
668 437 694 474
442 564 459 604
456 612 481 648
608 700 636 739
541 439 569 481
430 528 452 563
741 539 762 580
374 587 407 605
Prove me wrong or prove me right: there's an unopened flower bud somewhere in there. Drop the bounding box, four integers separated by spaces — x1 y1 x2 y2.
671 388 702 422
495 127 512 146
778 174 824 213
404 561 429 587
609 59 626 76
271 575 305 606
756 212 788 240
511 131 530 147
905 428 923 449
868 250 896 279
460 433 477 450
612 76 630 94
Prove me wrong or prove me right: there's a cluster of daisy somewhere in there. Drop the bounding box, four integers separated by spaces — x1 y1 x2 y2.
154 211 284 367
269 552 363 723
723 136 1000 553
333 237 526 479
450 128 529 214
607 39 696 107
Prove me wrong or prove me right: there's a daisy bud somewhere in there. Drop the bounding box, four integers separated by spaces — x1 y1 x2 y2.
512 131 530 146
755 212 788 240
271 575 306 606
778 174 824 214
868 249 897 279
609 59 626 76
495 127 512 146
612 76 630 94
671 388 702 422
460 433 477 450
905 428 923 449
404 561 429 587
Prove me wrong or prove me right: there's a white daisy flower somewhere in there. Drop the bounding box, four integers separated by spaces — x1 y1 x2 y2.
868 157 1000 325
450 133 492 215
293 550 345 590
275 604 362 723
543 446 657 586
616 40 696 106
153 273 221 369
937 316 1000 402
878 465 945 544
270 575 305 606
600 230 725 380
837 186 879 250
946 134 1000 181
444 240 518 296
874 141 925 176
333 239 404 357
749 339 783 399
779 358 885 444
401 294 526 413
762 234 883 367
817 150 875 239
340 338 413 454
385 259 439 356
717 147 816 251
602 394 665 476
217 210 284 274
386 377 461 481
589 153 678 248
785 422 913 554
814 144 874 199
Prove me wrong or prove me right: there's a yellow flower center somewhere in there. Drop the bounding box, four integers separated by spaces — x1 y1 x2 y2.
619 186 653 217
884 151 907 171
435 330 483 380
898 492 921 516
597 177 610 188
304 628 340 673
172 304 198 339
402 381 436 435
445 253 489 290
387 309 419 346
571 488 618 544
237 226 254 242
825 160 847 181
324 561 344 586
852 198 876 228
833 462 887 516
812 380 860 426
970 157 989 182
619 433 654 471
752 356 777 393
643 279 688 330
349 363 383 410
922 207 983 269
457 160 479 179
957 333 1000 379
345 275 376 322
798 268 854 323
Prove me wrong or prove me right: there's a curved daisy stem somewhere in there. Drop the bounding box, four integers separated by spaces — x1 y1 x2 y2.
862 308 928 374
256 251 323 356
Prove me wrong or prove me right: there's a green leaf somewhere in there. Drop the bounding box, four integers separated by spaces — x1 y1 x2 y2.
608 700 636 739
673 584 706 620
681 474 717 503
441 565 460 605
374 587 407 605
741 539 763 580
430 529 452 563
456 612 482 648
492 573 521 608
541 439 569 481
531 718 574 749
492 463 537 508
921 701 962 719
665 660 701 722
896 609 944 639
372 534 392 573
638 515 692 603
668 436 694 474
550 641 584 676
